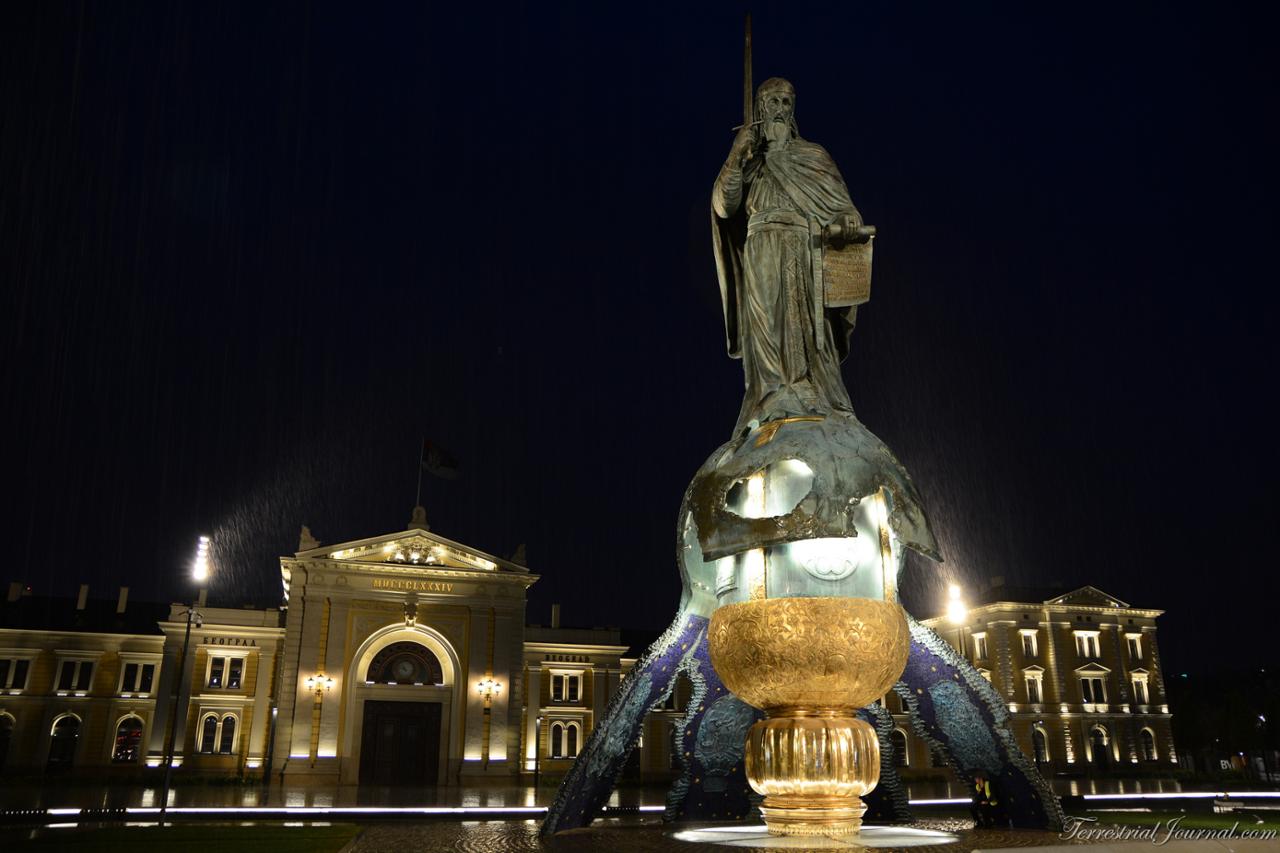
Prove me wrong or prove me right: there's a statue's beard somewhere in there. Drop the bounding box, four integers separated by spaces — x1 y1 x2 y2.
764 117 791 145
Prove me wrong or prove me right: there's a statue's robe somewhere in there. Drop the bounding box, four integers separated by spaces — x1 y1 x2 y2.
712 137 860 435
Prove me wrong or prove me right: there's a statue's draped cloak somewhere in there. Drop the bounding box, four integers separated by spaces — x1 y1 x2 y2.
712 139 860 434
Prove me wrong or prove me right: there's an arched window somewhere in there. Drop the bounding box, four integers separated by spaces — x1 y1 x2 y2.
0 713 13 769
1141 728 1158 761
891 729 909 767
365 642 444 685
1032 727 1050 764
550 722 565 758
112 716 144 763
47 714 80 771
219 715 237 755
1090 725 1110 767
566 723 579 758
200 714 219 753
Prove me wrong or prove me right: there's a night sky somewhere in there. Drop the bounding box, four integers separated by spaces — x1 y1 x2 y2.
2 3 1277 675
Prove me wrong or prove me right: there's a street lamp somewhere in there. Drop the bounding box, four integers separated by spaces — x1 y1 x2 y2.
305 673 335 697
946 583 968 659
159 535 211 826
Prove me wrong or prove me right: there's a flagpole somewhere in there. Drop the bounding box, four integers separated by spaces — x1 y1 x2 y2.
415 436 424 507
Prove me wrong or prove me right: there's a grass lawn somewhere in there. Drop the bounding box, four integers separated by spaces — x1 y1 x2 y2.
0 823 362 852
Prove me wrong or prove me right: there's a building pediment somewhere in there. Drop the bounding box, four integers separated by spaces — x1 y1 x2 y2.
1047 586 1129 609
293 528 527 575
1074 662 1112 675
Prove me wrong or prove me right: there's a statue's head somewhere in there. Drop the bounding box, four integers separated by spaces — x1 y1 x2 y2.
756 77 797 142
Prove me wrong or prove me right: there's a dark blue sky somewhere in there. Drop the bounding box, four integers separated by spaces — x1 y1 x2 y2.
2 2 1276 674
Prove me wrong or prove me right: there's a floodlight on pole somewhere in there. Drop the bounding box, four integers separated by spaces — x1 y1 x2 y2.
946 583 968 625
193 536 211 583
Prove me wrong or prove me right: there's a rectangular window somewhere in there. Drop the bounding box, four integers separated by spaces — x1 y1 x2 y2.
1132 679 1149 704
227 658 243 690
120 661 158 694
1021 631 1038 657
1026 676 1042 704
58 661 75 691
551 673 582 703
1074 633 1100 659
57 660 94 693
209 657 226 688
1127 635 1142 661
972 634 988 661
1080 677 1106 704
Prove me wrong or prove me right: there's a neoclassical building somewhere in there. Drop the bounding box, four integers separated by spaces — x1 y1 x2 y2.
893 584 1176 777
0 521 1175 785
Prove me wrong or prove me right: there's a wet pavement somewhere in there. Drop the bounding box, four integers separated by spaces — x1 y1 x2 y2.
0 777 1198 810
344 817 1086 852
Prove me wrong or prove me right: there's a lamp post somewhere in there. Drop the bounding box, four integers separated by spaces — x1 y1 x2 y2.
159 535 210 826
947 583 969 660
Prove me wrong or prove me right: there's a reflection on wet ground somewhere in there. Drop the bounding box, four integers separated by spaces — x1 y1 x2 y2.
0 777 1197 810
345 817 1089 852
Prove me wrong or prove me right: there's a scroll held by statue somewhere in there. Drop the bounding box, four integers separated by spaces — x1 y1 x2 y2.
813 225 873 309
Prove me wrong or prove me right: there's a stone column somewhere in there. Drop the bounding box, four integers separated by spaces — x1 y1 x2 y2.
487 608 516 771
318 598 349 762
271 571 308 774
246 644 276 768
145 632 185 763
461 607 489 770
282 584 327 769
524 664 542 772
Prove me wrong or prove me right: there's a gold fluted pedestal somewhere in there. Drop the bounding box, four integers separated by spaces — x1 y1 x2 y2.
708 596 911 839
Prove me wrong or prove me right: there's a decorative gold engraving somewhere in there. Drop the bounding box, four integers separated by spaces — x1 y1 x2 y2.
752 416 825 447
709 596 910 837
709 597 910 711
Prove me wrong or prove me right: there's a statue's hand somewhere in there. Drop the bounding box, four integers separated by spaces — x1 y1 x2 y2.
729 123 757 165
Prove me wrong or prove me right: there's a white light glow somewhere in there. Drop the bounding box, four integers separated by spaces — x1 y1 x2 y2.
946 584 967 625
193 535 212 583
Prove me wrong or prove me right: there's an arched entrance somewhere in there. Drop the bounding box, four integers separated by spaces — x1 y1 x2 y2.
343 624 461 787
0 714 13 769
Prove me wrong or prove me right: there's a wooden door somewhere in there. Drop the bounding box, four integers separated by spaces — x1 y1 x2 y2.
358 700 441 786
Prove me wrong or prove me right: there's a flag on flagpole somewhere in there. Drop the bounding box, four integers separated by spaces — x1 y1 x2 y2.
421 439 460 480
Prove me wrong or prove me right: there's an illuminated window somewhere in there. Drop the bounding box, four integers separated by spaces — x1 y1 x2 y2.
972 633 988 661
1131 675 1149 705
112 717 144 763
1074 632 1101 659
1126 634 1143 661
207 656 245 690
1020 630 1039 658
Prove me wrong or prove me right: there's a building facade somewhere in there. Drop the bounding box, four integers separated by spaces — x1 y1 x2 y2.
897 584 1177 777
0 525 1176 784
